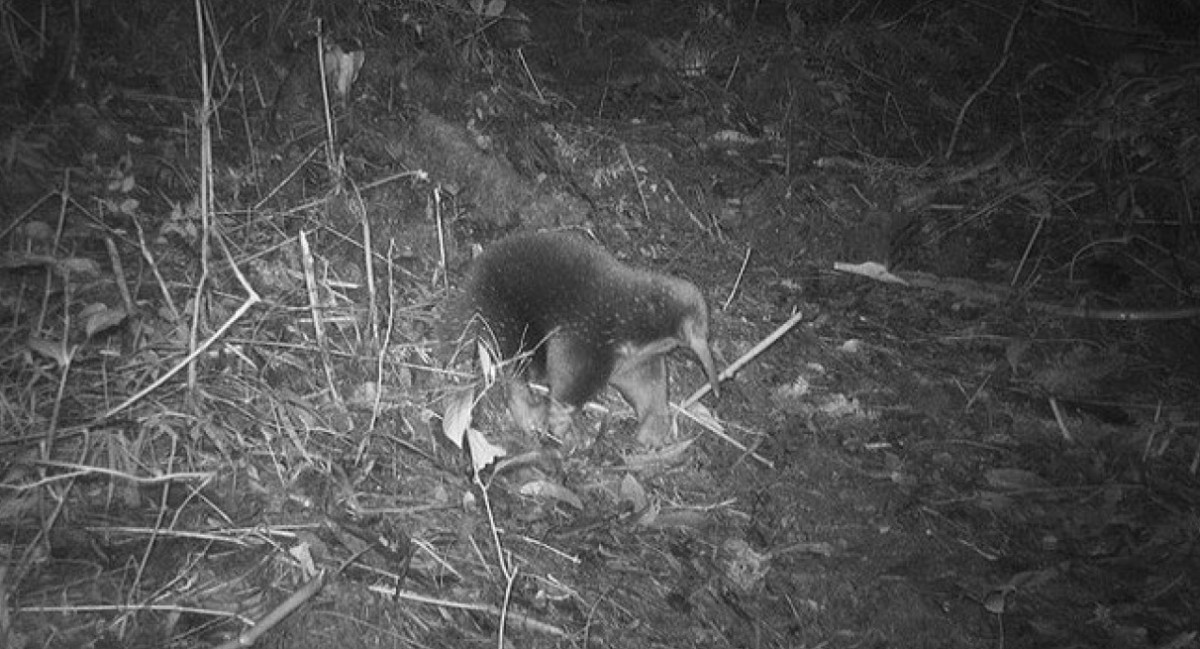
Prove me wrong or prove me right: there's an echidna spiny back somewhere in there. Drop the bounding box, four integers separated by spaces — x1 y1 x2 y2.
465 231 719 447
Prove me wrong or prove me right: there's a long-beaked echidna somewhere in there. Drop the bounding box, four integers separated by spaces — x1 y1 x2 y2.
464 230 719 447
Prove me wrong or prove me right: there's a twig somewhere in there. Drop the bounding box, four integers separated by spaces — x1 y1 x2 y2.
945 1 1027 157
507 534 581 564
900 270 1200 321
352 188 378 343
722 246 752 311
475 472 512 580
316 24 342 187
435 186 448 291
191 0 215 391
1012 210 1046 287
42 258 78 460
664 178 709 234
252 146 321 210
365 585 569 638
672 403 773 469
299 230 342 404
7 461 212 491
214 570 327 649
516 47 544 102
10 476 75 617
131 213 179 321
366 239 398 453
498 563 519 649
0 190 55 241
132 433 182 617
358 170 429 193
238 80 260 196
100 231 261 421
103 235 135 314
1048 397 1074 442
682 309 805 410
621 144 651 223
16 603 254 628
676 310 804 467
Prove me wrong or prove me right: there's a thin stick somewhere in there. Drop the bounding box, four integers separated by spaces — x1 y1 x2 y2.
664 179 709 235
363 239 397 462
674 310 804 468
0 190 55 241
1048 397 1074 443
17 603 254 628
1012 211 1045 287
475 472 512 580
100 232 261 421
41 284 76 461
103 236 134 314
316 24 341 186
354 188 379 343
131 214 179 321
516 47 544 102
252 146 321 210
681 309 805 410
722 246 752 311
621 144 651 223
945 1 1026 158
12 462 211 490
130 433 182 615
214 570 327 649
364 585 568 638
672 403 773 469
434 187 447 291
498 563 519 649
190 0 214 392
238 80 260 197
299 230 342 405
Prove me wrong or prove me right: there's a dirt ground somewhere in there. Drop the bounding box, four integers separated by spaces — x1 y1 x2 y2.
2 1 1199 648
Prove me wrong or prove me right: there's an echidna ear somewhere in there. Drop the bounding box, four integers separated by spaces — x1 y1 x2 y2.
681 313 719 398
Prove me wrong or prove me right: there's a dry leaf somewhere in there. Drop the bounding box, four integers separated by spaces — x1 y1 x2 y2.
465 428 506 474
27 337 70 366
618 473 648 511
56 257 101 276
984 468 1051 491
624 438 694 470
290 540 318 577
983 589 1007 614
441 389 475 449
833 261 908 285
484 0 507 17
83 304 127 338
518 478 583 509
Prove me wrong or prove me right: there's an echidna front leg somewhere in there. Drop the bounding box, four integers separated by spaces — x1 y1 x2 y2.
610 353 672 446
545 334 607 450
505 378 547 433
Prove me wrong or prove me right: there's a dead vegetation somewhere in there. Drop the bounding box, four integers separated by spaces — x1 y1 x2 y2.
1 0 1199 647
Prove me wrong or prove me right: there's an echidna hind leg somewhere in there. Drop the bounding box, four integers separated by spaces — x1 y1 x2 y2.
610 353 673 446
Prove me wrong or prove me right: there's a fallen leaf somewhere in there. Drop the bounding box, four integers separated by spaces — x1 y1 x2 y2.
624 438 694 470
27 337 71 366
984 468 1051 491
441 389 475 449
833 261 908 285
465 428 506 474
518 479 583 509
83 304 128 338
618 473 647 511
